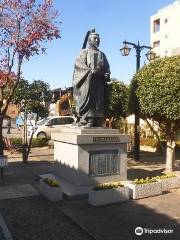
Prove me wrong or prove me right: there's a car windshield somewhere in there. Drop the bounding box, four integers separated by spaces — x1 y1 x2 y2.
37 117 50 126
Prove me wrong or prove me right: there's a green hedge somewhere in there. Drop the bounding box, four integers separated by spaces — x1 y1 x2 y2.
31 138 49 147
176 141 180 148
10 137 22 145
140 138 180 149
10 137 49 148
140 138 159 148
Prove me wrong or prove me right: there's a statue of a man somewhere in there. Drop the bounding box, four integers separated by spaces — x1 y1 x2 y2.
72 29 111 127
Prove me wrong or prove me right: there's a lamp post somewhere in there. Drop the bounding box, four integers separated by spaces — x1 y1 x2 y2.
120 40 156 160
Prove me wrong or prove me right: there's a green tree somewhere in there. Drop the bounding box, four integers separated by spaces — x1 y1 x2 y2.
130 56 180 172
12 79 51 119
12 79 52 163
12 79 30 109
106 79 129 128
27 80 52 119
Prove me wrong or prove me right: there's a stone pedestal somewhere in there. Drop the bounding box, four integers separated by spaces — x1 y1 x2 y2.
52 126 129 196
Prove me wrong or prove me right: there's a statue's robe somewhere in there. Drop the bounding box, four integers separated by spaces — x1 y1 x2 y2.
72 47 110 122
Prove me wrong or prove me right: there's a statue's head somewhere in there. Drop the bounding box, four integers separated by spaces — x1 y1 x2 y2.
88 29 100 48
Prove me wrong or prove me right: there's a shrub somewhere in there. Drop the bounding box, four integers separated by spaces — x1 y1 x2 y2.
141 138 180 150
133 174 177 184
140 138 158 148
31 138 49 147
10 137 49 148
10 137 23 146
134 177 157 184
43 178 60 187
93 181 123 191
154 173 176 180
10 138 23 152
176 141 180 148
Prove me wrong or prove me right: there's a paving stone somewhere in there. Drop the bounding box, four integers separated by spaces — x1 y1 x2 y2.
0 184 39 200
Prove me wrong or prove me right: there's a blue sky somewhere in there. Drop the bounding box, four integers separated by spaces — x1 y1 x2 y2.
22 0 174 90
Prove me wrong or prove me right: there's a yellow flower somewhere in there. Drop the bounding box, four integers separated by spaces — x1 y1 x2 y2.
43 177 60 187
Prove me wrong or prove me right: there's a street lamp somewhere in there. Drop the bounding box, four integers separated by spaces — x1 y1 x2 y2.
120 40 156 160
145 50 157 61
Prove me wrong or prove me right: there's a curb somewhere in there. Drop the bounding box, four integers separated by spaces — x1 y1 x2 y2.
0 214 13 240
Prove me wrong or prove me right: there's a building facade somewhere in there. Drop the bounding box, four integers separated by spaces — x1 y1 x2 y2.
6 103 19 119
151 0 180 57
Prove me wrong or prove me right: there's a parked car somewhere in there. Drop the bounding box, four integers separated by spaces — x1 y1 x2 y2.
27 119 36 126
27 116 75 139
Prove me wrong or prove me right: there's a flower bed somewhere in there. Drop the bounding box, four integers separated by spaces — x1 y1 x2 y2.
88 182 129 206
127 177 162 199
155 174 180 191
39 178 62 202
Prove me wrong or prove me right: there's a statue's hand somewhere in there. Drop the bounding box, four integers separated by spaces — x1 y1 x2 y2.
91 69 98 74
104 73 110 82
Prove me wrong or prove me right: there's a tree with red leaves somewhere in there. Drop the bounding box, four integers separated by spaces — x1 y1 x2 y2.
0 0 60 155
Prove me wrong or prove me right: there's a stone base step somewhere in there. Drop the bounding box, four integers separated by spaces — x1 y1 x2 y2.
39 173 91 198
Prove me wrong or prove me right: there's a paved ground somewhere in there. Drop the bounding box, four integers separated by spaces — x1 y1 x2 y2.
0 158 94 240
0 196 95 240
0 133 180 239
2 125 22 139
0 184 39 200
60 189 180 240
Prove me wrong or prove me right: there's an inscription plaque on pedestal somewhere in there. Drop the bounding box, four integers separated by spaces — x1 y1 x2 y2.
93 137 120 143
89 150 119 176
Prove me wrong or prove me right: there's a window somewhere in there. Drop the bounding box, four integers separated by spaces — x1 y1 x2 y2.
47 119 53 125
164 18 168 24
52 118 66 125
153 40 160 48
153 19 160 32
38 117 50 126
66 117 74 124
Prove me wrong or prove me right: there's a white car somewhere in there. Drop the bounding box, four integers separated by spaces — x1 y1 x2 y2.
27 116 75 138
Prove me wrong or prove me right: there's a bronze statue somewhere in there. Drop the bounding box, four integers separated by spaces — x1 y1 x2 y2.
72 29 111 127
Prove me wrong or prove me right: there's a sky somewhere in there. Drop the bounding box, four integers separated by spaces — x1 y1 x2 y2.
22 0 174 90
